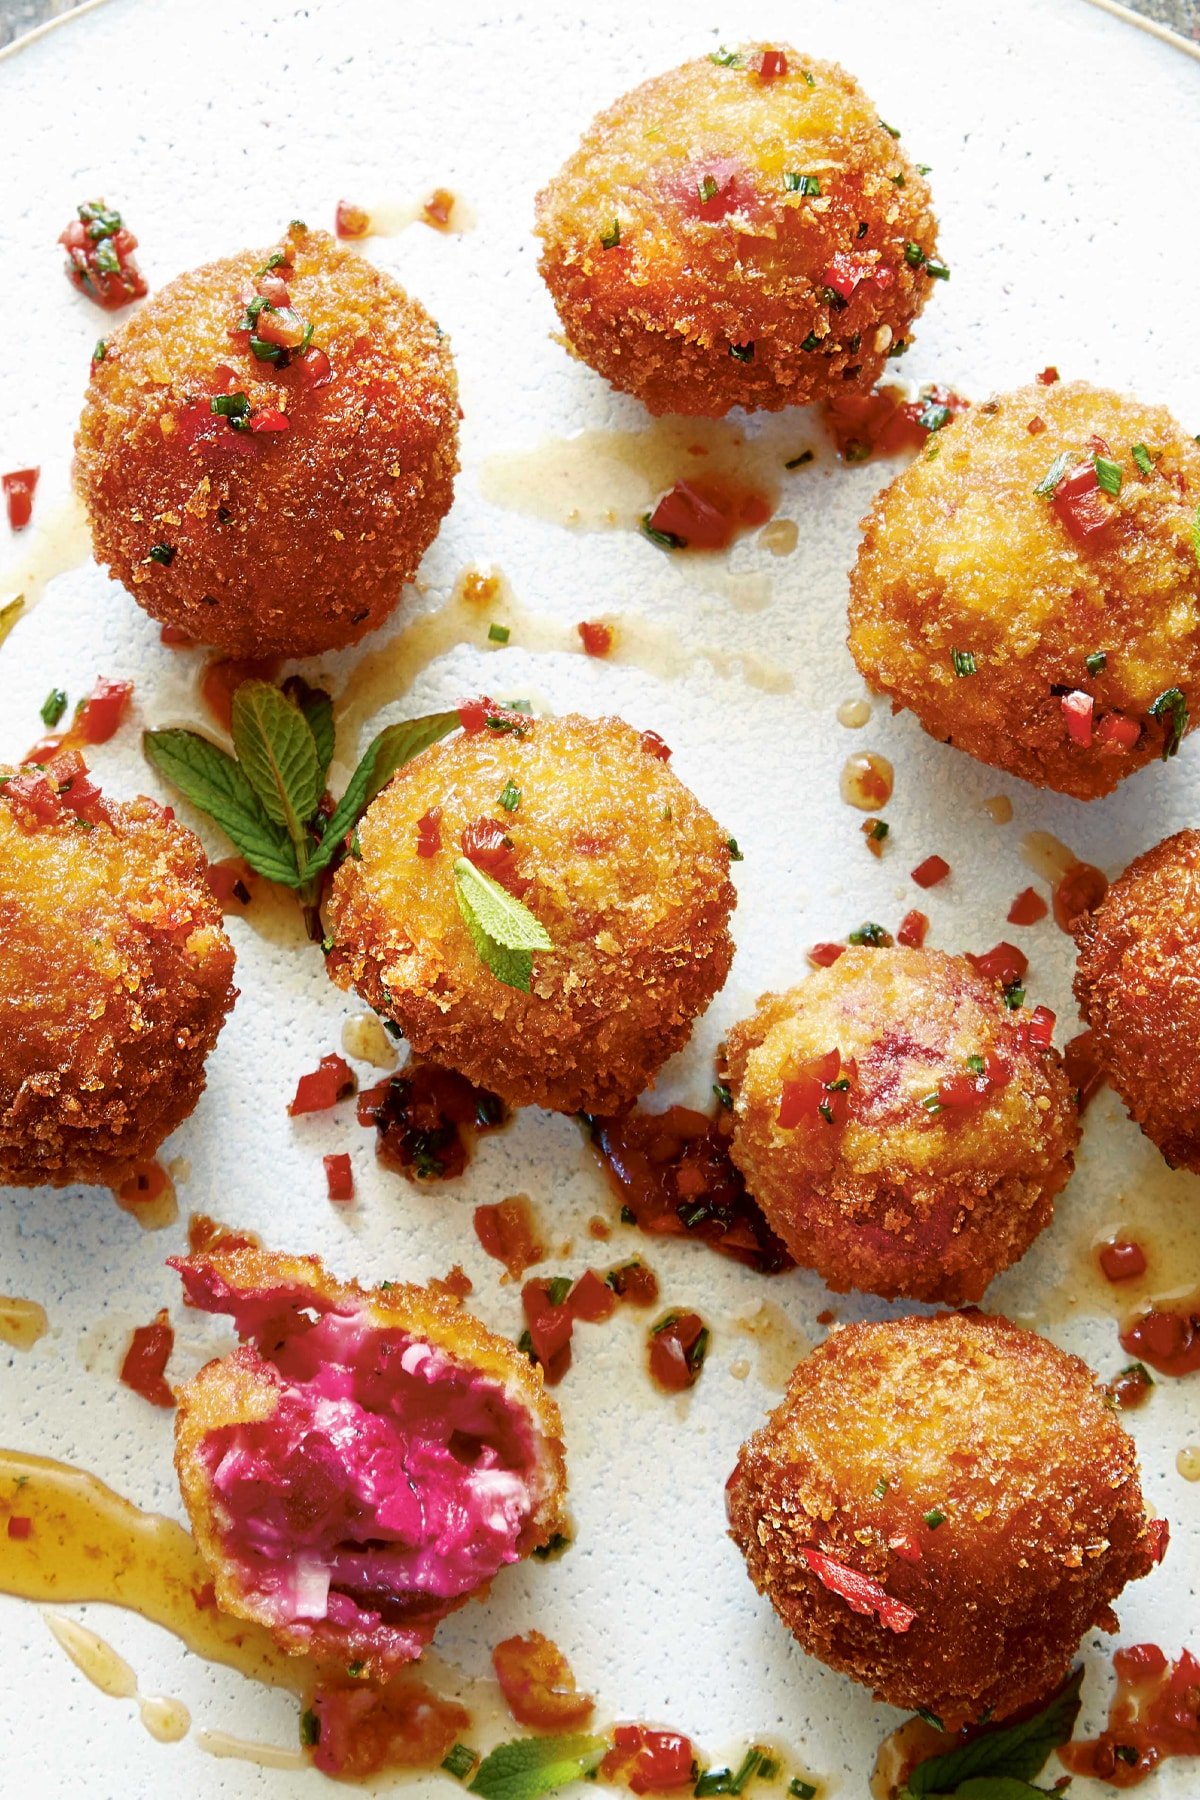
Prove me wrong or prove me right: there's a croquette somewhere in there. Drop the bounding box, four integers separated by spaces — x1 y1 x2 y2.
172 1244 567 1678
325 709 736 1115
1074 828 1200 1171
723 947 1078 1303
848 379 1200 798
535 45 940 416
727 1311 1165 1729
0 752 236 1187
74 222 458 658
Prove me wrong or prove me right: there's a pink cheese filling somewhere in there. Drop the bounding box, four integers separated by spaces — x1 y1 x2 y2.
176 1260 541 1665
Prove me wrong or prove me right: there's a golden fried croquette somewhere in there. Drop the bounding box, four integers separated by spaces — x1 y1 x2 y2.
1074 829 1200 1171
0 754 236 1188
75 222 458 658
535 46 940 416
727 1311 1165 1729
172 1244 567 1677
848 380 1200 798
723 947 1077 1303
326 709 736 1114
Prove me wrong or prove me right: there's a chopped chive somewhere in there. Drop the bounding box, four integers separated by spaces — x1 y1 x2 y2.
299 1708 320 1747
801 68 815 85
1094 453 1122 495
532 1530 571 1559
249 334 286 364
713 1081 733 1109
785 450 813 469
729 341 755 362
887 338 910 358
1086 650 1107 675
800 332 823 352
92 338 107 362
1003 982 1026 1009
546 1276 572 1306
784 172 821 196
709 47 742 66
517 1328 535 1359
924 259 950 280
966 1054 985 1075
498 780 521 812
93 240 120 275
903 242 926 268
789 1782 817 1799
915 1708 945 1731
1131 442 1156 475
922 1092 943 1113
346 1659 366 1678
880 119 901 137
487 622 510 644
726 836 744 861
1149 686 1188 758
651 1311 680 1336
923 1508 946 1528
951 648 977 677
916 163 932 175
1034 451 1071 497
871 1475 889 1499
40 688 68 727
890 172 906 187
211 391 251 419
757 1759 779 1782
641 513 686 551
620 1204 637 1224
848 922 888 946
916 399 951 433
867 819 888 842
600 219 621 250
442 1743 478 1780
698 174 720 203
148 542 176 566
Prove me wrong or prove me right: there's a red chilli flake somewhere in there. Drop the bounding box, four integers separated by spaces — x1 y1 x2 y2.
1008 886 1049 926
759 48 788 80
415 807 443 858
897 910 929 948
1061 689 1095 746
1027 415 1047 435
77 676 133 744
1018 1004 1056 1051
335 199 371 239
911 854 950 889
967 941 1028 987
640 729 672 761
7 1516 32 1540
2 468 39 531
808 941 846 967
1100 1240 1147 1283
119 1310 176 1409
1037 365 1060 385
602 1726 696 1796
460 816 526 893
799 1548 916 1632
1097 711 1141 750
577 620 613 657
522 1278 574 1386
323 1153 354 1203
1052 460 1110 545
288 1054 357 1115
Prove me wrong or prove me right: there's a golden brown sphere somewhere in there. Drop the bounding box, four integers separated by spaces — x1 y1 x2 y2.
724 947 1078 1303
535 45 940 416
75 223 458 657
727 1311 1164 1729
0 759 236 1187
325 710 736 1114
848 379 1200 798
1074 828 1200 1171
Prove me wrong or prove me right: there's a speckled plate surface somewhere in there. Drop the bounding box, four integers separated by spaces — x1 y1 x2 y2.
1 0 1199 1792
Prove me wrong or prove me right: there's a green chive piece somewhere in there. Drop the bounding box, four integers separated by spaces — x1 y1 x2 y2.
600 219 621 250
92 338 107 362
785 450 814 469
871 1476 889 1499
868 820 888 841
784 173 821 196
1149 686 1188 758
951 648 977 677
788 1784 817 1800
442 1743 478 1780
148 542 176 566
698 174 720 203
709 47 742 66
40 689 68 728
966 1055 985 1075
730 341 755 362
887 338 910 358
713 1081 733 1109
1003 982 1026 1010
299 1708 320 1747
903 242 926 268
727 836 744 861
641 513 685 551
880 119 901 137
915 1708 944 1731
922 1093 943 1113
1093 453 1122 496
487 622 510 644
1034 451 1071 497
498 780 520 812
1086 651 1107 675
800 332 823 352
801 69 815 85
211 392 251 419
923 1508 946 1528
1131 443 1156 476
924 259 950 280
848 922 888 946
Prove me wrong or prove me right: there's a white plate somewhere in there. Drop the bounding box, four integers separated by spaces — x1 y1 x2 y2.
1 0 1199 1792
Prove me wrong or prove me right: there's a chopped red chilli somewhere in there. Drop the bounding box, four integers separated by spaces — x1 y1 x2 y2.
1096 712 1141 750
415 807 443 858
897 909 929 948
1099 1239 1147 1283
602 1727 696 1795
1052 456 1111 544
778 1050 857 1128
1007 887 1049 926
577 620 613 657
758 48 788 79
288 1053 357 1115
60 201 147 309
911 854 950 889
640 729 672 761
460 817 527 894
1018 1004 1056 1050
6 1517 31 1541
808 941 846 967
1037 366 1060 385
335 200 371 239
966 941 1028 988
119 1310 176 1409
323 1153 354 1203
798 1548 916 1632
2 467 39 531
1061 689 1095 745
522 1278 574 1385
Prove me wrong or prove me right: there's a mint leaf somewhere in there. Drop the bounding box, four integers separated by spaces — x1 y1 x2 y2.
453 856 552 991
955 1781 1053 1798
903 1667 1083 1796
142 727 300 886
469 1734 605 1800
283 676 335 790
305 709 460 879
229 681 322 856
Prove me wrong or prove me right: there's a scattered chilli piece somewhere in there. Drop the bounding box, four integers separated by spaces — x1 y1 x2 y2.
456 695 532 738
6 1516 31 1541
307 1675 468 1781
422 188 456 230
648 1310 709 1392
3 750 105 833
1016 1004 1056 1051
897 910 929 948
1053 861 1108 933
1097 712 1142 750
823 383 968 463
1099 1240 1147 1283
205 856 254 911
566 1268 617 1324
888 1533 922 1564
60 200 147 309
605 1259 660 1307
1064 1029 1107 1113
323 1153 354 1203
966 941 1028 988
601 1726 696 1795
587 1103 793 1275
1059 1643 1199 1787
578 620 613 657
808 941 846 967
27 676 134 763
357 1060 507 1181
798 1548 916 1633
1052 457 1111 544
758 47 788 80
1008 886 1049 926
911 854 950 889
1061 689 1095 746
1038 365 1060 385
492 1631 595 1729
289 1054 357 1116
473 1194 546 1279
2 467 39 531
334 200 371 239
1027 415 1047 435
1120 1301 1200 1378
1106 1362 1154 1411
640 729 672 761
460 816 527 894
522 1278 574 1385
119 1309 176 1409
415 807 443 858
778 1049 857 1128
645 478 772 552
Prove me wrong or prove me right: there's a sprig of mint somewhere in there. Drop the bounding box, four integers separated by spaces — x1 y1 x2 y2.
143 677 459 930
469 1734 606 1800
901 1666 1083 1798
453 854 552 991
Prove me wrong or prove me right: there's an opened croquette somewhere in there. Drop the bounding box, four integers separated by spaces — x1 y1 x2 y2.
325 709 736 1115
724 947 1078 1303
0 752 236 1188
727 1311 1165 1728
848 379 1200 798
536 45 941 416
74 222 458 658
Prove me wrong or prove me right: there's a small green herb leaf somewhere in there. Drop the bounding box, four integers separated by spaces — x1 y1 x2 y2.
1034 452 1070 497
1085 650 1107 676
1131 442 1156 475
902 1665 1083 1796
600 219 621 249
498 780 521 812
142 728 300 886
454 856 553 993
709 47 742 67
784 173 821 196
40 688 68 728
1149 686 1188 759
230 680 322 864
952 649 977 677
468 1733 606 1800
488 622 511 644
641 513 686 551
282 676 335 790
299 1708 320 1748
306 710 460 878
1093 453 1122 495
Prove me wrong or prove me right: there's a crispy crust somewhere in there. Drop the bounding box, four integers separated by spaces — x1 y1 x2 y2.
174 1245 568 1676
74 224 458 657
535 46 938 416
727 1311 1160 1728
1074 828 1200 1170
848 380 1200 799
724 949 1078 1303
325 713 736 1114
0 782 236 1186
